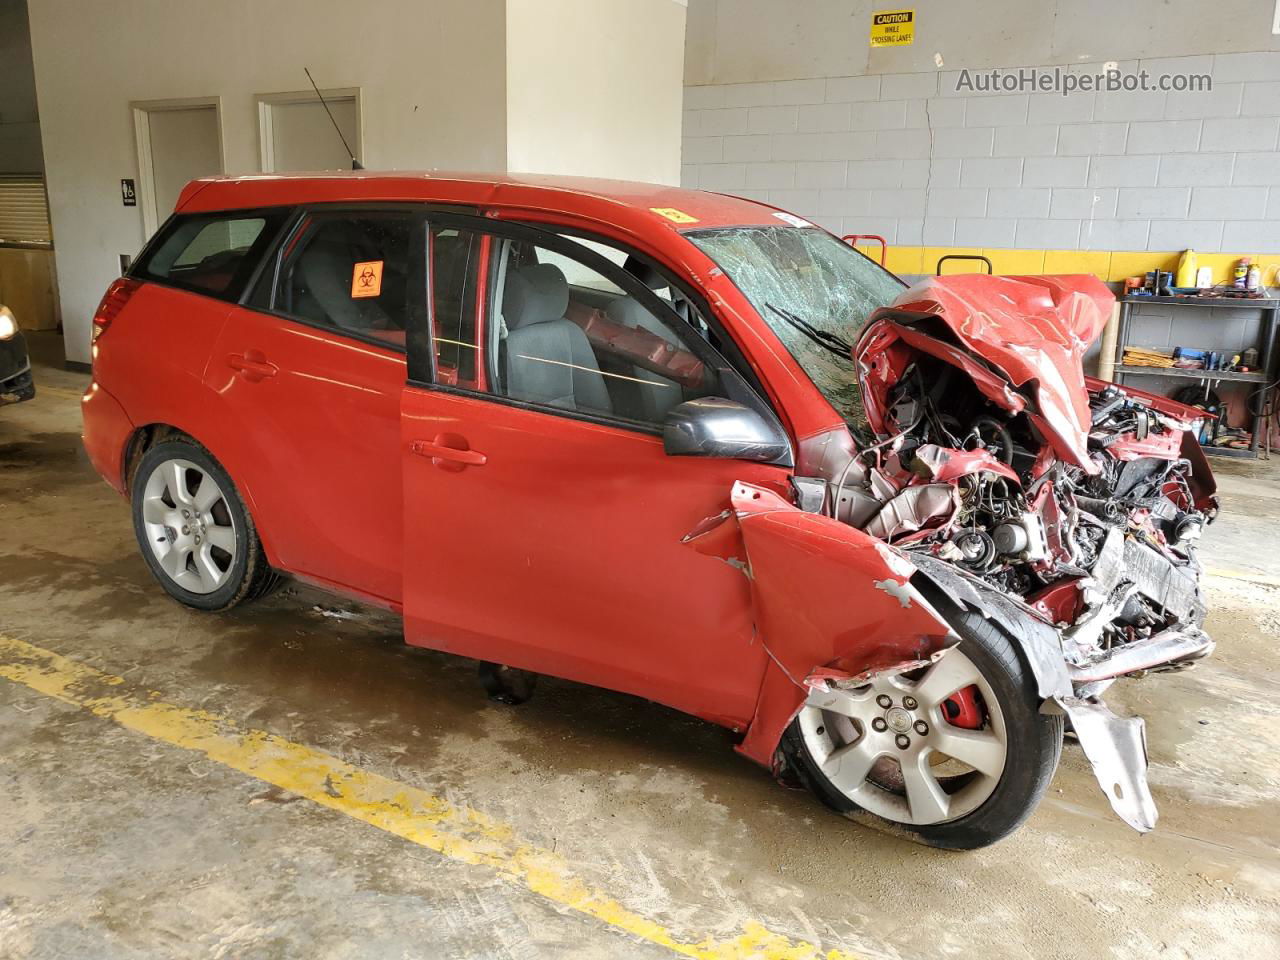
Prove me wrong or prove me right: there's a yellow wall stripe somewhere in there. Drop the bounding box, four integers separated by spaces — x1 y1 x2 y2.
852 244 1280 285
0 634 863 960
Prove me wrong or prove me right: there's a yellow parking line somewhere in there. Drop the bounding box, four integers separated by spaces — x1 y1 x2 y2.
0 634 861 960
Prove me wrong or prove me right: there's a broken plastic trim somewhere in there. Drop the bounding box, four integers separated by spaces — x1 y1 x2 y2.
1052 696 1158 832
805 645 953 692
1068 625 1214 684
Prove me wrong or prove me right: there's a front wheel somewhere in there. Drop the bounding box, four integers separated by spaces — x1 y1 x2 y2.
783 611 1063 849
131 439 278 611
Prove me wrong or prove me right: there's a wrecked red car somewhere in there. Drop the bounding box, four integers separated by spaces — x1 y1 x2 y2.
82 173 1215 849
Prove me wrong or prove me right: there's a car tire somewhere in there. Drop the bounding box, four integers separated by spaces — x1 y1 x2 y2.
782 610 1064 850
131 439 279 611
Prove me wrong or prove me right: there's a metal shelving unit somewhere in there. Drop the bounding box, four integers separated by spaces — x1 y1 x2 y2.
1113 365 1270 384
1113 294 1279 458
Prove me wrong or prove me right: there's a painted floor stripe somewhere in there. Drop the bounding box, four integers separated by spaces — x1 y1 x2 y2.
0 634 861 960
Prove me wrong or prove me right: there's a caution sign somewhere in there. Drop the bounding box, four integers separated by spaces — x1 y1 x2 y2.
650 207 699 224
351 260 383 298
870 9 914 46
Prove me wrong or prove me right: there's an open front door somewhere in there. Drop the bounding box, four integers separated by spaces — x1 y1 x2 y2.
399 215 790 728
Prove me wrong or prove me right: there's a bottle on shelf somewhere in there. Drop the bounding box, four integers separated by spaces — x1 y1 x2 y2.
1234 257 1251 289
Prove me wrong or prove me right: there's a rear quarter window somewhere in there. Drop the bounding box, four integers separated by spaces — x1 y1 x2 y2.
135 210 290 301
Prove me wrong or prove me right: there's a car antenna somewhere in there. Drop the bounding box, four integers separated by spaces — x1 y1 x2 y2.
304 67 363 170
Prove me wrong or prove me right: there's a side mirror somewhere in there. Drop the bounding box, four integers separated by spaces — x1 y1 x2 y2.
663 397 792 464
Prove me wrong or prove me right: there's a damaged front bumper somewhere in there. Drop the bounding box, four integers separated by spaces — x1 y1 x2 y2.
697 481 1211 836
909 548 1209 833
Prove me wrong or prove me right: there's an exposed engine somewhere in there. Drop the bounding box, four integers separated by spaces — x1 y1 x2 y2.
867 369 1208 638
830 273 1219 701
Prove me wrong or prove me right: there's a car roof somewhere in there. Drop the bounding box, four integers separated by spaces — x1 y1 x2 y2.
175 171 791 232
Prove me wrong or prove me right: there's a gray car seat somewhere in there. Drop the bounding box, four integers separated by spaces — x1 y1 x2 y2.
503 263 612 414
292 220 394 332
605 256 685 421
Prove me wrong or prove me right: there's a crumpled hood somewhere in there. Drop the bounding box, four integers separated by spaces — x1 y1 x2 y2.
860 274 1115 471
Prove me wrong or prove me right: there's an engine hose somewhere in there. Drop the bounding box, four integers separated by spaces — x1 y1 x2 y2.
972 415 1015 464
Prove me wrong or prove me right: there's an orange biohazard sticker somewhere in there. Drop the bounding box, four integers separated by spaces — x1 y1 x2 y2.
650 207 699 224
352 260 383 298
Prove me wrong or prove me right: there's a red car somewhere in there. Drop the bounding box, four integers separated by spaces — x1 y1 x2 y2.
82 172 1216 849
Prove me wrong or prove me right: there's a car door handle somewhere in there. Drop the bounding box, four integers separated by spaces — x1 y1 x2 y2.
409 438 487 467
227 353 279 382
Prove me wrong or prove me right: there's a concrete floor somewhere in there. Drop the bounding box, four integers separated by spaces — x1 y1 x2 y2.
2 332 1279 960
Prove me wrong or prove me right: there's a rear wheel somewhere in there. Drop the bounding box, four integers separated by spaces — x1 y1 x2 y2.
783 611 1063 849
131 439 278 611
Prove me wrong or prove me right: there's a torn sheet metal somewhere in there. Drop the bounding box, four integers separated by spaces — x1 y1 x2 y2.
859 274 1114 473
725 481 954 683
709 481 956 766
863 483 959 540
806 644 953 692
908 552 1072 699
1055 695 1158 832
1068 626 1214 683
681 508 753 578
911 443 1020 485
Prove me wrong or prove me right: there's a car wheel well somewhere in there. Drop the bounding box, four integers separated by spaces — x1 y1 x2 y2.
123 424 199 493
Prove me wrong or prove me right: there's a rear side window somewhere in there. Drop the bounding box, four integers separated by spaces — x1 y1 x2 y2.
271 212 420 350
135 210 289 301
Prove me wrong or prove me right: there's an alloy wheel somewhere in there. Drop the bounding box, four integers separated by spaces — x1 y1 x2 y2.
797 648 1007 825
141 458 238 595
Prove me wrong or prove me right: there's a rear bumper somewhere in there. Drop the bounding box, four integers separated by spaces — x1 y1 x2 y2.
81 381 134 495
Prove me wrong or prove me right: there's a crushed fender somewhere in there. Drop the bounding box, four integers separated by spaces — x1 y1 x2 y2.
687 479 1176 835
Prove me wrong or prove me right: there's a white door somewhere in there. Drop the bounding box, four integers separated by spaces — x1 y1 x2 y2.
133 100 223 238
259 94 360 171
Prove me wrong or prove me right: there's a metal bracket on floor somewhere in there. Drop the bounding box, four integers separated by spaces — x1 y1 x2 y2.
1054 695 1158 833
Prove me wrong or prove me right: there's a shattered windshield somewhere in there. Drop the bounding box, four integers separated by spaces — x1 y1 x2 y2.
688 226 904 427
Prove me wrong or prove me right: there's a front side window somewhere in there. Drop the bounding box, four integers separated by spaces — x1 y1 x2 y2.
136 211 287 300
687 226 904 427
275 213 417 346
428 228 723 428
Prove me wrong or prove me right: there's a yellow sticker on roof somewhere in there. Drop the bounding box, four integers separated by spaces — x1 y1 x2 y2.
650 207 699 224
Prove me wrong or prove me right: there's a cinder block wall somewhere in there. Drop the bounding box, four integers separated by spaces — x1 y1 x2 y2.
682 53 1280 281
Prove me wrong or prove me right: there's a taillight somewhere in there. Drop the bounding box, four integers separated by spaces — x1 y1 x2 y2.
92 278 142 342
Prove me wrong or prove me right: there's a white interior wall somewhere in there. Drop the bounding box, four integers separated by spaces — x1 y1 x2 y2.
686 0 1280 85
505 0 686 185
683 0 1280 265
28 0 508 364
